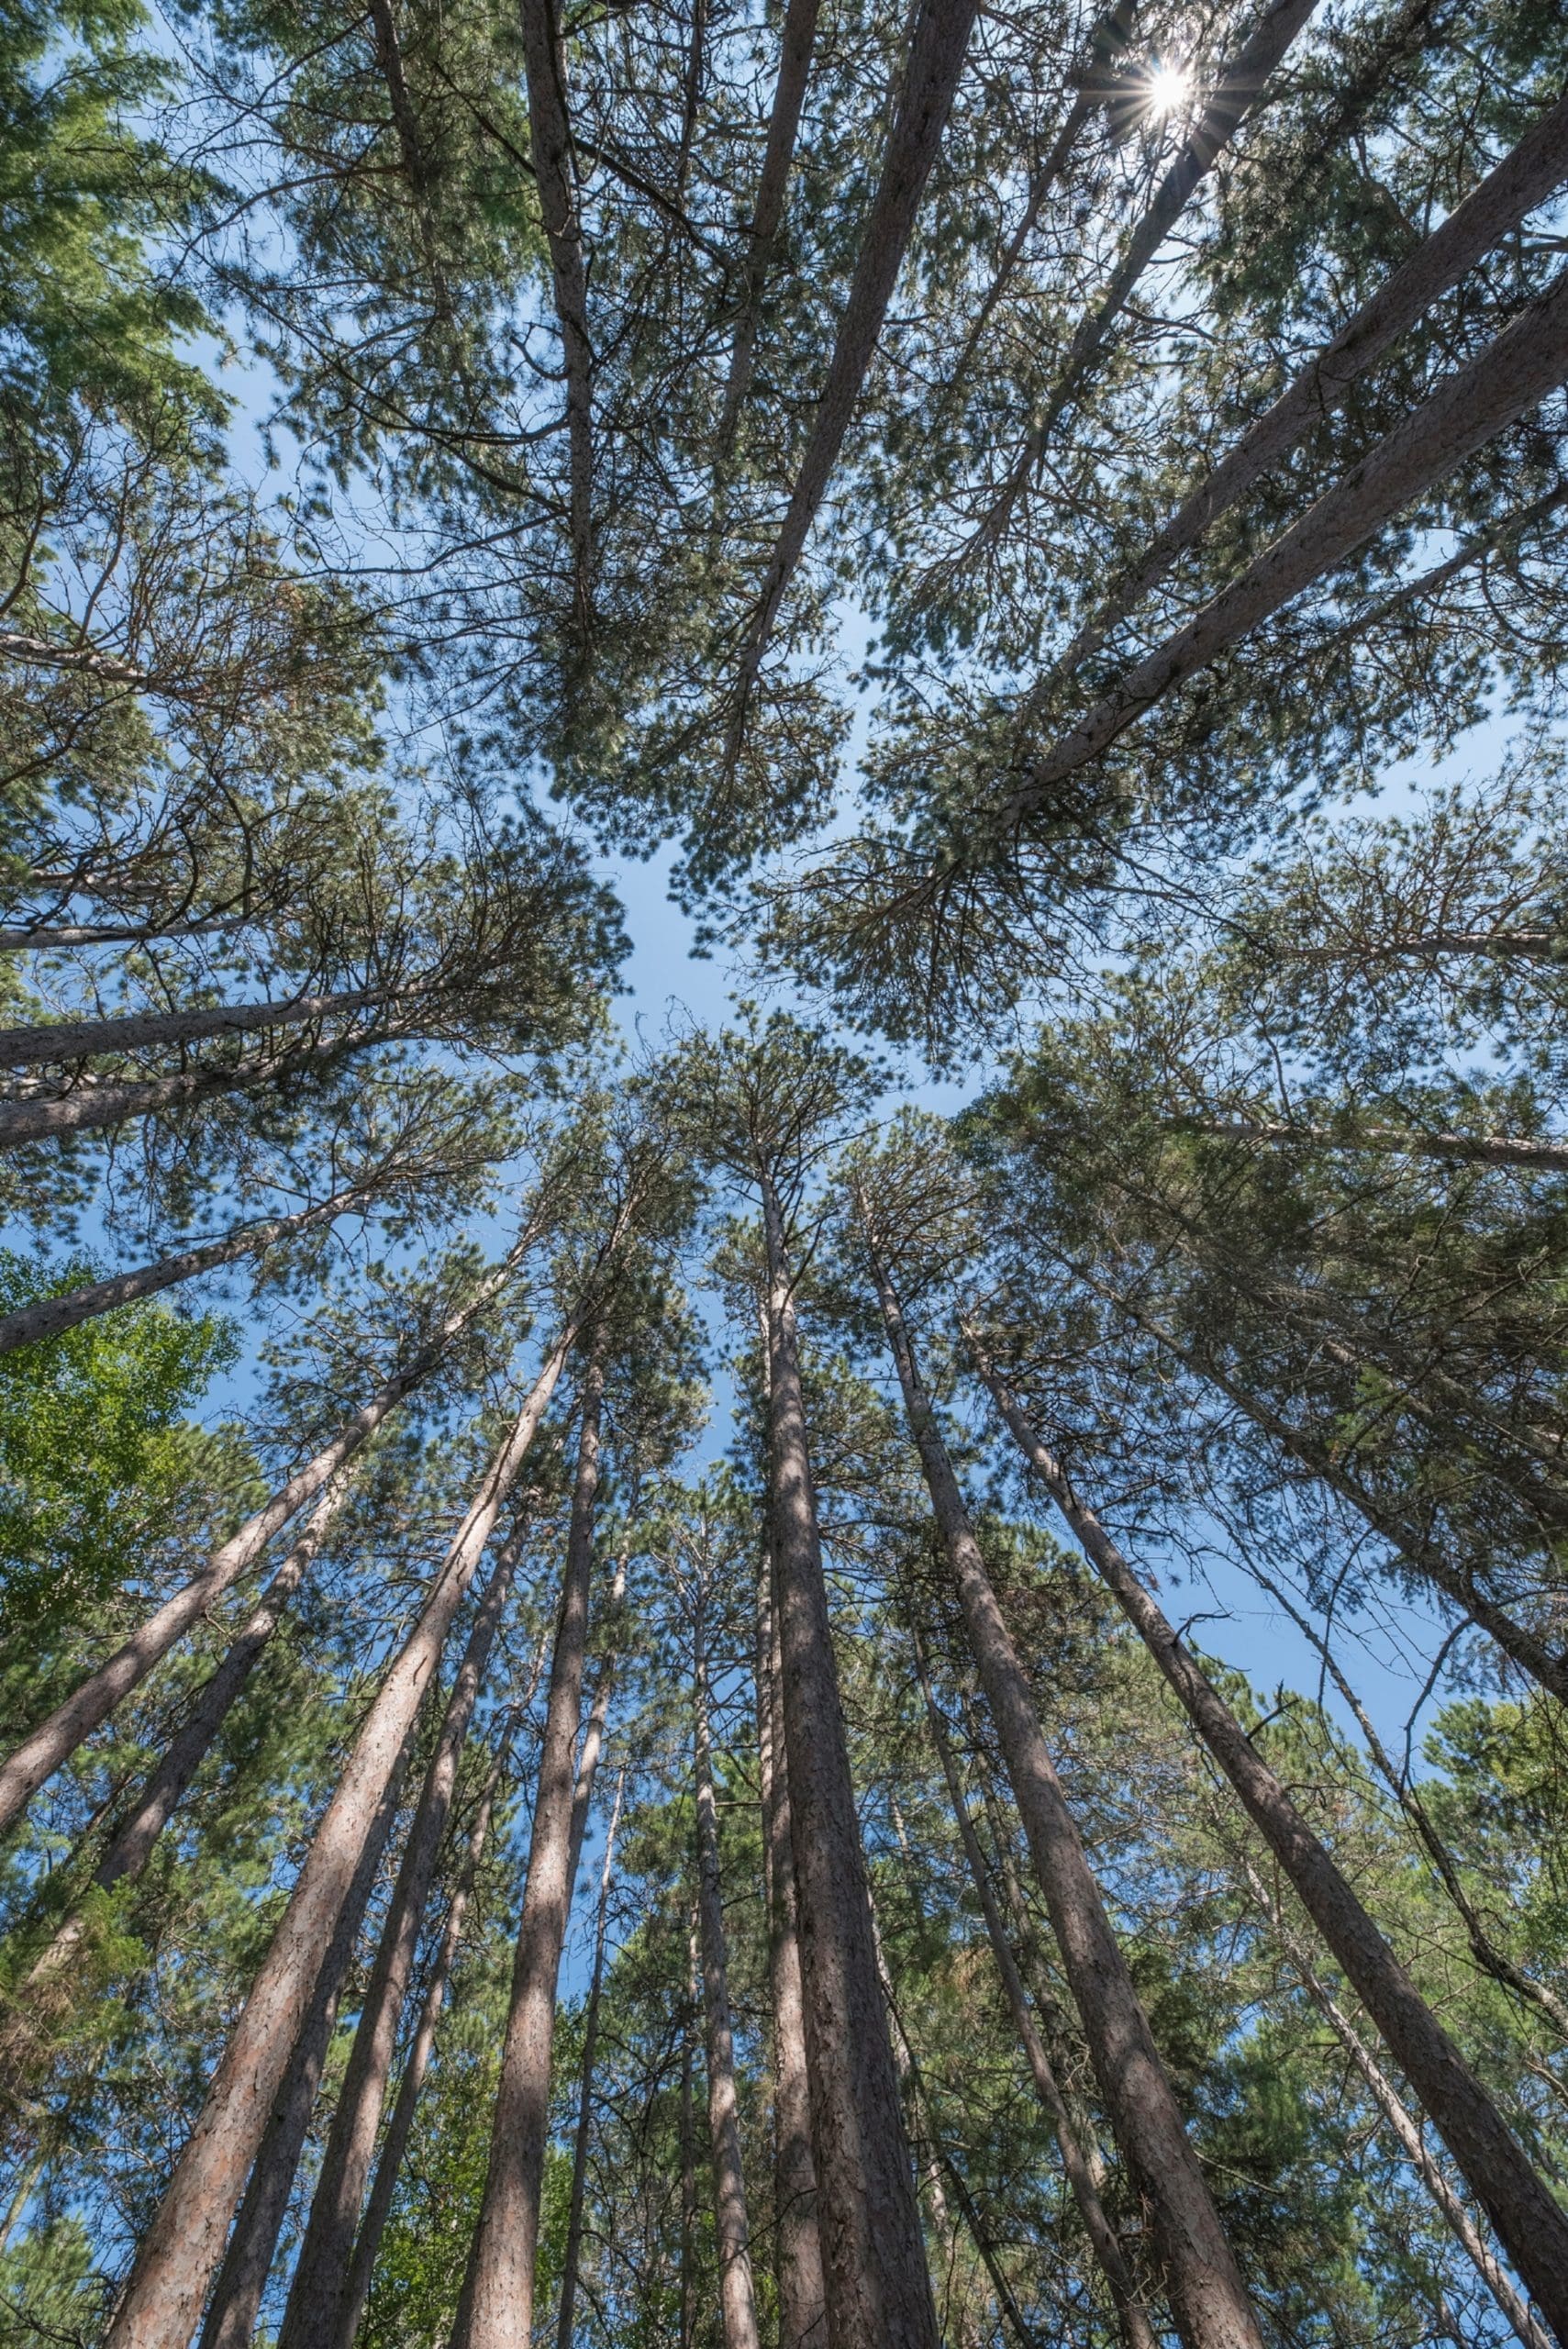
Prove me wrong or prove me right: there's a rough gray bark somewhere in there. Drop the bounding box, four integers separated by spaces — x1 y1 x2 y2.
717 0 823 443
0 1030 367 1152
195 1721 415 2349
733 0 979 707
517 0 594 623
954 0 1318 569
0 1186 366 1357
1056 87 1568 674
861 1226 1262 2349
1179 1109 1568 1175
9 1478 348 2047
755 1519 827 2349
0 981 386 1072
277 1517 529 2349
566 1546 628 1895
339 1707 539 2349
681 1932 698 2349
694 1595 762 2349
1240 1856 1553 2349
104 1320 579 2349
972 1341 1568 2342
911 1635 1157 2349
557 1765 627 2349
1001 263 1568 830
455 1346 607 2349
758 1166 941 2349
0 1240 526 1839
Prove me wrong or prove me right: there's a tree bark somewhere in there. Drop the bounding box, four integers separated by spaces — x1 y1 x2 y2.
0 1183 374 1357
338 1718 528 2349
1240 1856 1553 2349
103 1319 580 2349
972 1341 1568 2341
758 1165 941 2349
277 1515 529 2349
954 0 1318 570
517 0 595 625
0 1030 373 1152
681 1951 697 2349
1056 87 1568 674
454 1344 607 2349
862 1234 1262 2349
557 1764 627 2349
733 0 979 705
0 1240 524 1838
1178 1108 1568 1176
0 981 386 1073
4 1476 349 2071
755 1520 827 2349
911 1633 1157 2349
717 0 823 443
694 1593 762 2349
1001 263 1568 831
566 1547 628 1896
195 1718 416 2349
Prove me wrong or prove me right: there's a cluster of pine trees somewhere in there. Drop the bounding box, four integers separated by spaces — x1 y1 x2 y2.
2 0 1566 2338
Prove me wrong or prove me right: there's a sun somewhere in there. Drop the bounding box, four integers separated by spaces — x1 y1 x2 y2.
1144 58 1193 117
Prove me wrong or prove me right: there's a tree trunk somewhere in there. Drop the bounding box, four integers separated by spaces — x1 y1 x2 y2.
338 1715 529 2349
1076 1267 1568 1704
0 1184 368 1357
955 0 1317 569
755 1523 827 2349
694 1595 762 2349
0 1238 524 1838
517 0 595 625
103 1319 579 2349
1179 1108 1568 1175
195 1719 416 2349
0 981 386 1072
1057 86 1568 674
911 1634 1157 2349
277 1515 530 2349
972 1341 1568 2342
717 0 822 442
1002 263 1568 830
0 1029 378 1152
566 1547 628 1895
557 1764 627 2349
861 1227 1262 2349
4 1476 349 2076
1240 1856 1553 2349
757 1165 941 2349
734 0 979 701
681 1953 697 2349
454 1344 607 2349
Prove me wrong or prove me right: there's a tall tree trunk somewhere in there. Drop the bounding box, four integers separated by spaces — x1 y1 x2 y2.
861 1225 1262 2349
566 1547 629 1894
454 1343 607 2349
557 1764 627 2349
517 0 595 627
755 1523 827 2349
277 1515 530 2349
1240 1856 1553 2349
757 1163 942 2349
1073 1265 1568 1703
681 1944 698 2349
2 1475 350 2090
1056 86 1568 674
104 1320 580 2349
953 0 1318 570
0 1238 526 1838
971 1341 1568 2341
0 1183 371 1356
694 1594 762 2349
338 1706 536 2349
195 1720 416 2349
911 1633 1157 2349
1000 263 1568 831
0 1028 383 1152
0 980 387 1072
717 0 823 444
1177 1108 1568 1175
732 0 979 709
